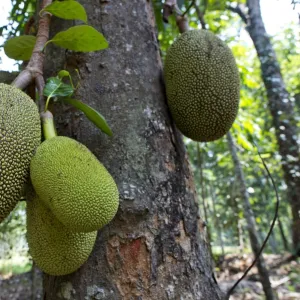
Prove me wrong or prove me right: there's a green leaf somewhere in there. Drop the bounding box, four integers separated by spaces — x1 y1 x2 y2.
44 77 74 98
42 0 87 23
58 70 70 79
4 35 36 60
64 98 113 136
48 25 108 52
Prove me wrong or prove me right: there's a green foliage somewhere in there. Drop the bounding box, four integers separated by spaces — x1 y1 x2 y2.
0 0 36 38
43 77 74 98
47 25 108 52
43 75 113 136
0 202 31 275
64 98 113 137
4 35 36 61
3 0 108 60
206 0 246 11
41 0 87 23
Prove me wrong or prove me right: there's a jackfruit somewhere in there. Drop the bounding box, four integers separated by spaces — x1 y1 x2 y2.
0 83 40 223
30 136 119 232
164 30 240 142
26 186 97 276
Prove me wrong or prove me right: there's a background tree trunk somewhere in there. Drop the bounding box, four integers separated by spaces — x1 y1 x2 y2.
227 132 277 300
246 0 300 253
277 217 290 252
197 143 213 259
42 0 222 299
210 185 225 257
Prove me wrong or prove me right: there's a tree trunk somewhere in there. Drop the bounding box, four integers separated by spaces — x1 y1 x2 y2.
269 232 278 254
210 184 225 257
246 0 300 253
197 143 213 259
277 217 290 252
41 1 222 299
227 133 277 300
237 218 245 254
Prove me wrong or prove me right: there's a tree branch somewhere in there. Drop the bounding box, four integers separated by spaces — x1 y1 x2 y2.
162 0 189 33
12 0 52 96
194 3 207 29
226 5 248 24
182 0 196 17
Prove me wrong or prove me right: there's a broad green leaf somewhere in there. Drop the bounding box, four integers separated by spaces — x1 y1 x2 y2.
4 35 36 60
42 0 87 23
48 25 108 52
64 98 113 136
44 77 74 98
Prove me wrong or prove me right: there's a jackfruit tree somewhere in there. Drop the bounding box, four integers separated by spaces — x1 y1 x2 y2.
38 0 222 299
0 0 121 278
1 0 222 298
4 0 299 298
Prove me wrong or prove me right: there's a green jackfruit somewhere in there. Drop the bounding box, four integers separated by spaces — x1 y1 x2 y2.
30 136 119 232
0 83 40 223
26 187 97 276
164 30 240 142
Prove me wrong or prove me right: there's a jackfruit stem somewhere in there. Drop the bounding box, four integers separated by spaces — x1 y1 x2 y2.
41 110 57 140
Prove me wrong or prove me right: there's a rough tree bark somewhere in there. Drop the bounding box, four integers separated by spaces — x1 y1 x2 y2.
245 0 300 252
227 133 277 300
41 1 222 299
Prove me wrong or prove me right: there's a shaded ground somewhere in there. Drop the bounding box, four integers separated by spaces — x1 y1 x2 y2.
0 254 299 299
216 253 300 299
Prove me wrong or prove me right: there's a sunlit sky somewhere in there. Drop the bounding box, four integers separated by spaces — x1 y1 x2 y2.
0 0 299 71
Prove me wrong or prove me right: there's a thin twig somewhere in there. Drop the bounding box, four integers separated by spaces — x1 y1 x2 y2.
12 0 52 93
182 0 196 17
226 5 248 24
163 0 177 23
176 15 189 33
194 3 207 29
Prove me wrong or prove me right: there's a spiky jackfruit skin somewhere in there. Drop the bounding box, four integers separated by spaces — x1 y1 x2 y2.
0 83 40 223
164 30 240 142
30 136 119 232
26 187 97 276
